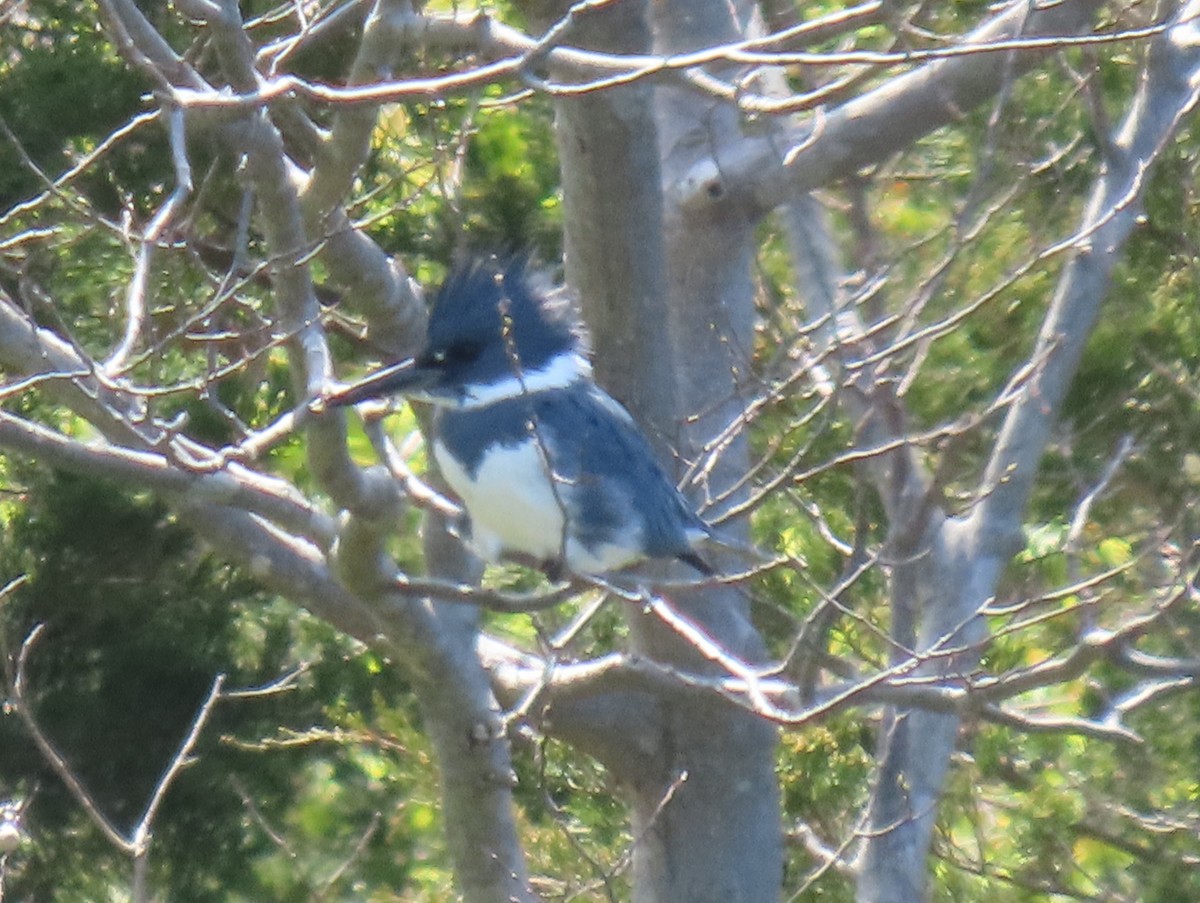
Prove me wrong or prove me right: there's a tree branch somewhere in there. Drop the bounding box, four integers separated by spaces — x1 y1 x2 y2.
677 0 1109 215
105 106 193 376
972 0 1200 554
0 410 335 548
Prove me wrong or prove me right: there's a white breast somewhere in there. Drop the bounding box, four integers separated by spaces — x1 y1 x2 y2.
433 437 567 565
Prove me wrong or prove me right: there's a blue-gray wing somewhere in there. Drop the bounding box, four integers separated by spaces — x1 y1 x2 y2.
436 383 708 565
531 385 707 560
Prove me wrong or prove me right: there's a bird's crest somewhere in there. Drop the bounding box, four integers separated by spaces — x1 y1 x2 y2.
428 255 588 363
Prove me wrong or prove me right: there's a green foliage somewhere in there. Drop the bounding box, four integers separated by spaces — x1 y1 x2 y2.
779 719 872 901
510 738 633 899
0 0 163 211
933 704 1200 903
2 2 1200 901
356 94 562 264
461 98 563 255
0 469 442 901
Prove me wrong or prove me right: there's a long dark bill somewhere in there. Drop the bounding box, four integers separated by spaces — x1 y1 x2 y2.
321 358 431 408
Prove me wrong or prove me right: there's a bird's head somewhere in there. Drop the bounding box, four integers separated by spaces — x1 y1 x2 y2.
324 256 589 410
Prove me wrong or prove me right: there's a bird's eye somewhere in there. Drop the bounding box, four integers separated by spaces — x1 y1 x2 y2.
423 342 480 368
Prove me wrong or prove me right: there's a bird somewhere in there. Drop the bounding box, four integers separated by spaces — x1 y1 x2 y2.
322 255 713 578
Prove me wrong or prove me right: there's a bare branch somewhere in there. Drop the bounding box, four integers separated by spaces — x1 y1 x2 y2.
11 625 135 854
95 0 210 92
0 410 335 548
132 674 227 854
166 5 1165 115
972 0 1200 552
679 0 1108 214
311 811 382 901
106 106 194 376
129 674 226 902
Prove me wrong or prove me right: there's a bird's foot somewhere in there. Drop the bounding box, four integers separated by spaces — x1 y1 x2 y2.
540 558 568 583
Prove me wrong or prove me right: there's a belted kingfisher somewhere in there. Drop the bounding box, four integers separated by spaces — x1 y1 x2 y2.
324 256 712 577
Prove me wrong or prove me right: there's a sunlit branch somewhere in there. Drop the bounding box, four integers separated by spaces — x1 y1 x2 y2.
682 0 1109 214
0 109 160 229
0 115 127 238
487 566 1199 739
167 8 1162 111
0 410 335 547
96 0 210 93
106 107 194 376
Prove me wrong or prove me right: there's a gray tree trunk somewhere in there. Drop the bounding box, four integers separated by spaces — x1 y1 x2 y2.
7 1 1198 901
525 1 782 901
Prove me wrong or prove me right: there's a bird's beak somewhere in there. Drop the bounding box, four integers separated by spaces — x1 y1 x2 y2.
321 358 440 408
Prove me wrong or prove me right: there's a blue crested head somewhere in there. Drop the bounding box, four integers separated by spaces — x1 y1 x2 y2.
324 255 589 409
420 256 585 392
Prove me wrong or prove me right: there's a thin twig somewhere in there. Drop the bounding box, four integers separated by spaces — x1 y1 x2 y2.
11 625 134 853
106 105 194 376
